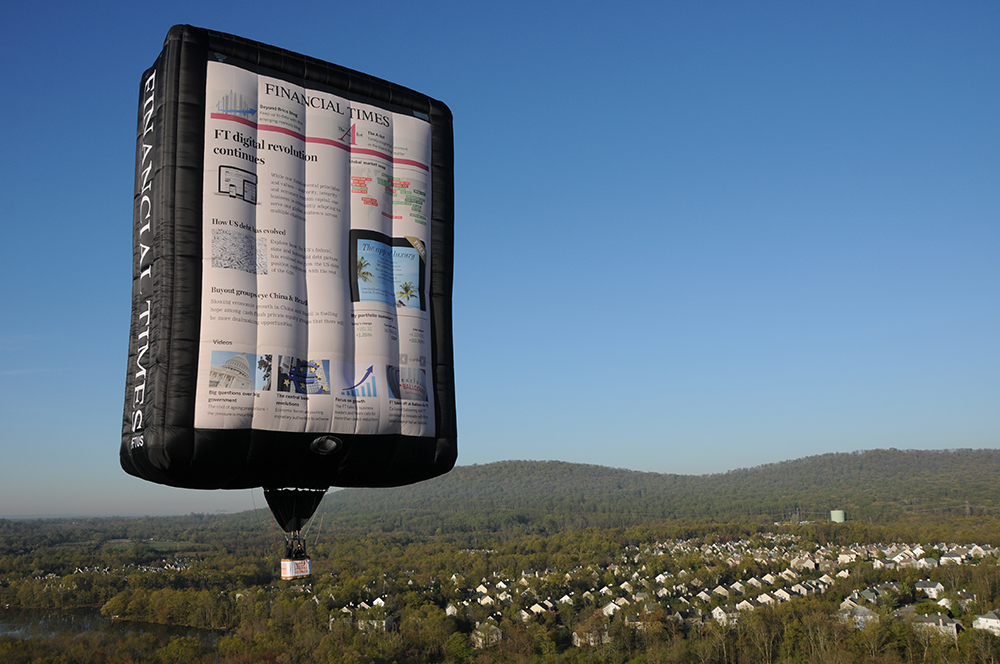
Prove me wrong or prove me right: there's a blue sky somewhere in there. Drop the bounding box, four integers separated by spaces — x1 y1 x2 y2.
1 1 997 516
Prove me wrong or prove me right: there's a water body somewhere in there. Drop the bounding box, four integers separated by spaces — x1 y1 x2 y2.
0 607 218 644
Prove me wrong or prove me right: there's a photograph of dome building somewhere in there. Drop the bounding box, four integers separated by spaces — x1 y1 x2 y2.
208 352 254 390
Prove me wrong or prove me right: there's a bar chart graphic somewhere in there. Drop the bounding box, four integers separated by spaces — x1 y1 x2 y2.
341 365 377 397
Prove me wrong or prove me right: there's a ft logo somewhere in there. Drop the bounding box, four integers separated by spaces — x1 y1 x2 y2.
339 124 357 145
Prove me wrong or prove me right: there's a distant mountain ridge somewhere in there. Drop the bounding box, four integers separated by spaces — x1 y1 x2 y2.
317 448 1000 533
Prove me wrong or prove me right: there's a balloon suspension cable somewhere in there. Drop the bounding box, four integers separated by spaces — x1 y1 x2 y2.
250 488 268 558
312 513 325 549
300 515 314 539
269 509 282 557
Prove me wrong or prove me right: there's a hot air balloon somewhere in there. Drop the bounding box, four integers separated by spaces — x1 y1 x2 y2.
122 26 456 579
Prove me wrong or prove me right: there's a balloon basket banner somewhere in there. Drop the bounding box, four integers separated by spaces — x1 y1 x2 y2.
280 558 311 580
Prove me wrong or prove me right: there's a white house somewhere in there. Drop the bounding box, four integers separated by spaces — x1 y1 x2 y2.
915 580 945 599
601 601 621 617
912 613 961 642
572 626 609 647
712 606 738 626
790 583 810 597
472 620 502 649
839 605 878 629
891 549 917 564
973 611 1000 636
791 555 816 570
941 552 965 566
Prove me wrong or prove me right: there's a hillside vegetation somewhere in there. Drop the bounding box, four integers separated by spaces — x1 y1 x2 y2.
316 448 1000 535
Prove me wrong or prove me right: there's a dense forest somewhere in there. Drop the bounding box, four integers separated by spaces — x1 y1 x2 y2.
3 448 1000 663
315 449 1000 536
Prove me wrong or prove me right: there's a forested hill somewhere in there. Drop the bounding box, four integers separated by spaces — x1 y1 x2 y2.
317 449 1000 533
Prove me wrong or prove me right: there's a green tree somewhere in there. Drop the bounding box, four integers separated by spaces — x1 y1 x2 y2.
156 636 204 664
357 256 374 283
395 281 418 307
445 631 474 662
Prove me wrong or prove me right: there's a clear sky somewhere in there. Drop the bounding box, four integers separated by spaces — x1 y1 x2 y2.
1 1 997 516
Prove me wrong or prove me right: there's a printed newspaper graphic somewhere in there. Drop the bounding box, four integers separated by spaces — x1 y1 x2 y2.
195 62 434 436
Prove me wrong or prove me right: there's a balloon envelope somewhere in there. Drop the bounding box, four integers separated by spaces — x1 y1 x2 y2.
121 26 457 495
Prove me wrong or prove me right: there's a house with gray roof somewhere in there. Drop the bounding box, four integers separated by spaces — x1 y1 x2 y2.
973 610 1000 636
